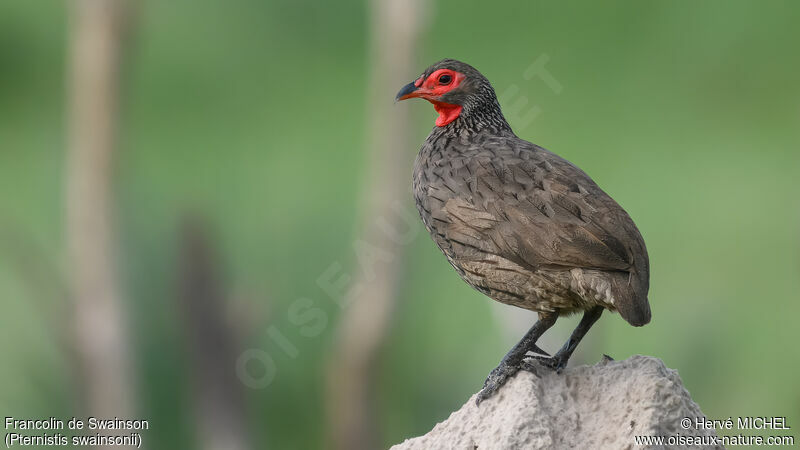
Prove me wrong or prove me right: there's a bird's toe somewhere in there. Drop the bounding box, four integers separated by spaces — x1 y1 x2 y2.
531 355 568 372
476 360 525 405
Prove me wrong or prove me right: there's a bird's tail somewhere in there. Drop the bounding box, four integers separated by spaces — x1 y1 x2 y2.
611 273 651 326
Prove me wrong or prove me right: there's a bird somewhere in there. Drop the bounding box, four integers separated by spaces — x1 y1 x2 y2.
396 59 651 404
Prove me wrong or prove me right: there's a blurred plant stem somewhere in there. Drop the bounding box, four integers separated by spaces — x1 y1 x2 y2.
178 217 252 450
65 0 135 439
325 0 429 449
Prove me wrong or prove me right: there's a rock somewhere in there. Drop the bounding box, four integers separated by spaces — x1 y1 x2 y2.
391 355 722 450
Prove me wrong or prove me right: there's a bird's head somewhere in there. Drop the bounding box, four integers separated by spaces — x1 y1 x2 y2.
396 59 505 128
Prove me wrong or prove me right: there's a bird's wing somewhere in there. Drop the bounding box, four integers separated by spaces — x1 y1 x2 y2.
429 142 639 273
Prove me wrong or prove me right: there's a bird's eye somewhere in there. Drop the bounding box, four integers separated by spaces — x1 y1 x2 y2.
438 74 452 85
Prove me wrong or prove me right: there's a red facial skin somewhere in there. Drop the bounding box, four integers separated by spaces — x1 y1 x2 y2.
398 69 465 127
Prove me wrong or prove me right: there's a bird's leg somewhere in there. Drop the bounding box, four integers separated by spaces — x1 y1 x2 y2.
476 312 557 405
535 306 603 372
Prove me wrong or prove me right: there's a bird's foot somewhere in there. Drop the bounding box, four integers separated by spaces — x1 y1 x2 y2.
531 354 569 373
476 358 540 405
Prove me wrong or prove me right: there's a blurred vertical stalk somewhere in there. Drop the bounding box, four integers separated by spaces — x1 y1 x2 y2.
65 0 134 435
326 0 428 449
178 217 252 450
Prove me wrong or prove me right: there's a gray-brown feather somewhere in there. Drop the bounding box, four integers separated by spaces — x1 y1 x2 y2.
413 126 651 326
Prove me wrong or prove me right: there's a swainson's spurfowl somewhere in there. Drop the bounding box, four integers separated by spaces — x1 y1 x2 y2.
396 59 651 404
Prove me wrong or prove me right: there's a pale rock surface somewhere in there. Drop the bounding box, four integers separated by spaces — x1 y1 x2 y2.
391 355 722 450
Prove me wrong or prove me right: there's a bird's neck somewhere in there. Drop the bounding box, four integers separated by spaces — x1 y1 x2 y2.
436 103 513 138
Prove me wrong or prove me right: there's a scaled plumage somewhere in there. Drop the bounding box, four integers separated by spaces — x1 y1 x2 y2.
398 59 651 403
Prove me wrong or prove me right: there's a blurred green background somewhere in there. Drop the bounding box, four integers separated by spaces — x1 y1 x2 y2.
1 0 799 449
